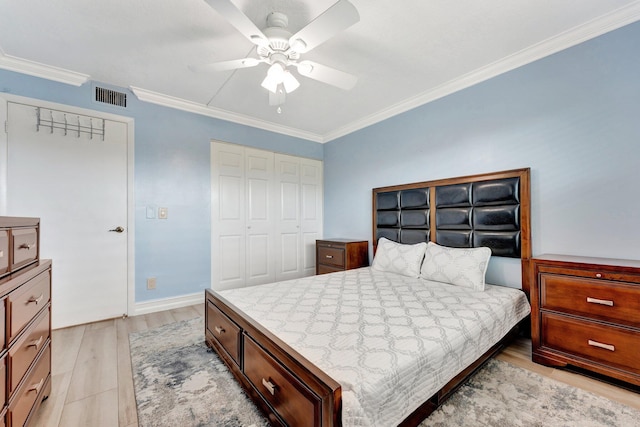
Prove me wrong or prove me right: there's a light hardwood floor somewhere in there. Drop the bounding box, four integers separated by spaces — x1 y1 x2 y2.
29 304 639 426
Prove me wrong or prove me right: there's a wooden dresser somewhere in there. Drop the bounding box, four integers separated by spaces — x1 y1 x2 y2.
0 217 52 427
530 254 640 386
315 239 369 275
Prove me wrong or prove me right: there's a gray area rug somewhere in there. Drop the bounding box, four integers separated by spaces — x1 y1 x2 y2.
130 317 639 427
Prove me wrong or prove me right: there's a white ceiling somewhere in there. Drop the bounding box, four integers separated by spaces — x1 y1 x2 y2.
1 1 639 142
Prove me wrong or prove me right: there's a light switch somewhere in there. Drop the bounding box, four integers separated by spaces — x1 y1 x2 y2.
146 206 156 219
158 207 168 219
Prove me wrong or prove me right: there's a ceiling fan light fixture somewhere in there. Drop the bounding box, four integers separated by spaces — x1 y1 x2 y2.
281 71 300 93
261 74 279 93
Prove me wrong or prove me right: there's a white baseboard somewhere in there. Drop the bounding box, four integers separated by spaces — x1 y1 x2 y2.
133 291 203 316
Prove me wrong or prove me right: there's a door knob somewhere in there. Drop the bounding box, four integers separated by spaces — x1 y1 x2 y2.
109 226 125 233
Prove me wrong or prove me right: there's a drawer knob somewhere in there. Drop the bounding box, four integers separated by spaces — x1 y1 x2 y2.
325 255 333 259
586 297 614 307
595 273 602 278
214 326 225 335
588 339 615 352
28 294 45 305
19 243 35 250
262 377 277 395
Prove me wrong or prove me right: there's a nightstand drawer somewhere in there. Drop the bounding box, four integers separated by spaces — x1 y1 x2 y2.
317 246 345 268
540 273 640 327
541 313 640 374
315 239 368 275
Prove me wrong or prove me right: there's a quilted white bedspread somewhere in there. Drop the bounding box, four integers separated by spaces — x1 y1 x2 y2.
219 267 531 426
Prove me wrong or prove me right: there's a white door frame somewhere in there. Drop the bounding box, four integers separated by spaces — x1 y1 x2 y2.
0 93 136 319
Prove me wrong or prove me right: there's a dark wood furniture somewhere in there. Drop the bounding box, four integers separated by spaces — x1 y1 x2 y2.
316 239 368 275
531 255 640 386
0 217 52 427
205 168 531 426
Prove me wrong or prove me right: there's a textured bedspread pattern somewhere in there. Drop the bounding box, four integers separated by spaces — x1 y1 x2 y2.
219 268 531 426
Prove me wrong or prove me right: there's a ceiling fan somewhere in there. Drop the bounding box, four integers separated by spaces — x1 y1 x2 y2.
193 0 360 108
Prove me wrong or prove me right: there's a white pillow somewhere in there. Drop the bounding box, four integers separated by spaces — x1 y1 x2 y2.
371 237 427 278
420 242 491 291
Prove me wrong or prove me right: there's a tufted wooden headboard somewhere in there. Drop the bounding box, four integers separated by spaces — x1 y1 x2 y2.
372 168 531 294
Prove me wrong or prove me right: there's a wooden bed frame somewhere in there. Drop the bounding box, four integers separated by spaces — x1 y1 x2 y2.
205 168 531 426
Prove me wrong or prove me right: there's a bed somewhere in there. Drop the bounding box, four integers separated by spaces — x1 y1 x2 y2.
205 168 532 426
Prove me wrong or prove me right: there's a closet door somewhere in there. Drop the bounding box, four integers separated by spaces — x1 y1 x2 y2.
212 143 246 290
274 154 323 281
212 142 322 290
245 148 275 286
299 157 323 276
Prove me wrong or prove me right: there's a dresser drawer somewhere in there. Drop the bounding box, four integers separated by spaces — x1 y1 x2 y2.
8 344 50 427
0 299 5 352
541 313 640 374
206 300 241 366
317 246 345 268
0 354 6 408
8 308 50 396
0 230 8 276
244 335 319 426
11 228 38 271
539 273 640 327
8 269 51 344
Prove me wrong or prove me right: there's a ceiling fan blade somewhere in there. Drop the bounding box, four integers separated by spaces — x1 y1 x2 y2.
295 60 357 90
189 58 263 73
204 0 269 46
288 0 359 53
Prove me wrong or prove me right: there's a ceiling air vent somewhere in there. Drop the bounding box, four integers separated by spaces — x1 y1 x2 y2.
95 86 127 108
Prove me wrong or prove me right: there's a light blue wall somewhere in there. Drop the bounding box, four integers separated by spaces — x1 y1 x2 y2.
0 70 322 302
323 22 640 287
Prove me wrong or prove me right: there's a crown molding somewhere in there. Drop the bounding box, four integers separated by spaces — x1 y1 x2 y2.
323 2 640 142
130 86 324 143
0 48 89 87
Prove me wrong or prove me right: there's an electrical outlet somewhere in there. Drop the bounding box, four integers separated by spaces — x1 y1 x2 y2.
158 207 168 219
147 277 157 290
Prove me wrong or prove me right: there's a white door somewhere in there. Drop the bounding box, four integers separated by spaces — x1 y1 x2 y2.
6 102 128 328
300 158 323 276
212 143 277 290
211 142 246 290
211 142 322 290
274 154 301 281
245 148 276 286
274 154 323 281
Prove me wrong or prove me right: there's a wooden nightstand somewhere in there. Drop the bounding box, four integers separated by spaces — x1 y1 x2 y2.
316 239 369 275
530 254 640 386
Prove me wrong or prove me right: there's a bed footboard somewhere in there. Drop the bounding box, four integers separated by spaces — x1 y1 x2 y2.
205 289 342 426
